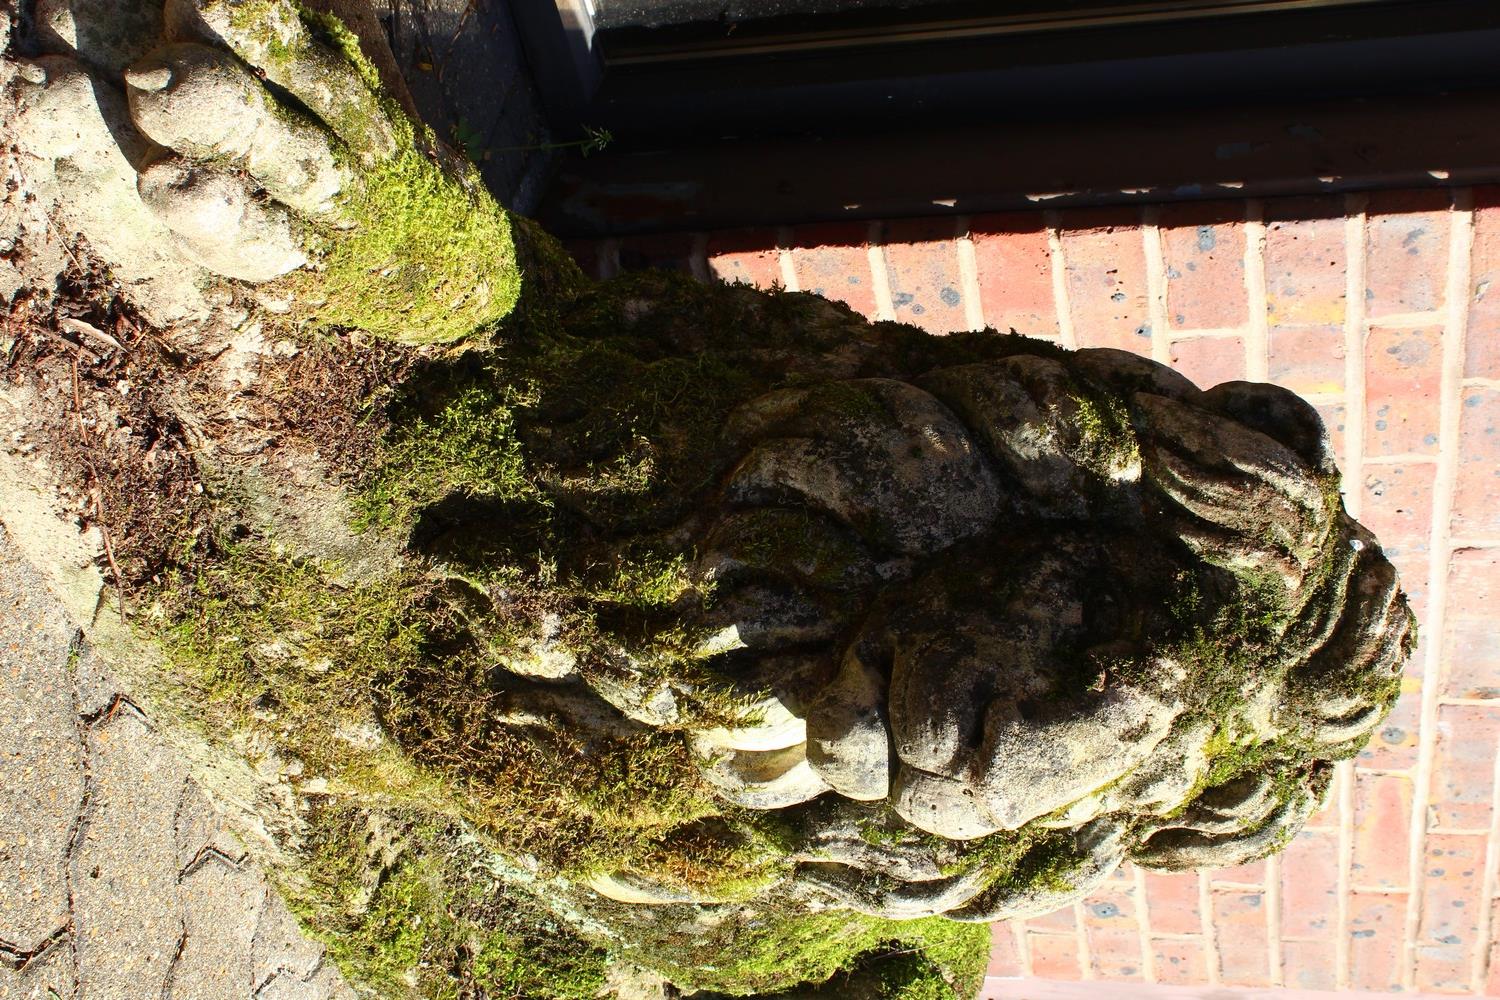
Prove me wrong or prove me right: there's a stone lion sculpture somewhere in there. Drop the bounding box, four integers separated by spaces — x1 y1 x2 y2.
2 0 1412 993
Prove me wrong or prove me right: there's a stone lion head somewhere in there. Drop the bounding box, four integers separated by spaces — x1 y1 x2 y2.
596 344 1413 920
392 283 1411 921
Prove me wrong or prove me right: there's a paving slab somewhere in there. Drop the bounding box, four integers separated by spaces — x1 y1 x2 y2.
71 711 190 999
0 936 76 999
0 521 351 1000
168 859 266 999
0 528 84 958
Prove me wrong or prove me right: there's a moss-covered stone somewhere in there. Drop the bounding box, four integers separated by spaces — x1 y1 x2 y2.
304 145 521 343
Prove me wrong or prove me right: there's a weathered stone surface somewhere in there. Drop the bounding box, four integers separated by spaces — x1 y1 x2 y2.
0 0 1418 955
71 711 191 999
976 682 1181 830
1103 718 1215 815
137 156 308 283
9 56 210 324
890 765 999 840
168 859 264 999
36 0 163 75
0 936 75 1000
795 858 994 920
668 341 1407 916
125 44 346 216
948 819 1128 923
919 354 1139 518
0 536 84 955
805 647 891 802
723 379 1001 557
586 871 707 906
162 0 397 162
692 739 831 810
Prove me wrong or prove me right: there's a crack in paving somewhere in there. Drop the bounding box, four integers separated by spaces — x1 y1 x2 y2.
178 842 249 881
157 923 190 1000
58 628 94 1000
0 924 69 971
78 689 147 729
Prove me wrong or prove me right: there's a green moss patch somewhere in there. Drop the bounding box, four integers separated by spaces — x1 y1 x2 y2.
285 807 609 1000
308 147 521 344
642 909 989 998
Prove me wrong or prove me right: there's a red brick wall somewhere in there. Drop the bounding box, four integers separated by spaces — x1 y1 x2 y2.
574 188 1500 996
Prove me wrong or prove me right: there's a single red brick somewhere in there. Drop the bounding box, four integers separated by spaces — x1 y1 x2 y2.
1356 677 1423 771
1443 548 1500 699
969 212 1057 338
616 232 697 274
1268 324 1345 396
1348 891 1408 992
1360 463 1436 562
1058 207 1152 355
1211 890 1271 986
1210 859 1266 888
1026 904 1077 935
1281 939 1338 992
1152 938 1208 986
1159 202 1247 330
1264 196 1348 328
1466 186 1500 379
788 223 878 319
1028 931 1083 980
881 218 969 335
1449 544 1500 601
1452 386 1500 538
1169 336 1247 390
988 922 1024 978
1364 324 1444 458
1088 927 1145 981
1351 772 1413 890
1429 704 1500 832
1416 834 1485 992
1445 616 1500 701
705 228 781 289
1365 189 1452 317
1315 402 1348 471
1280 831 1339 938
1082 882 1138 927
1143 872 1202 936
